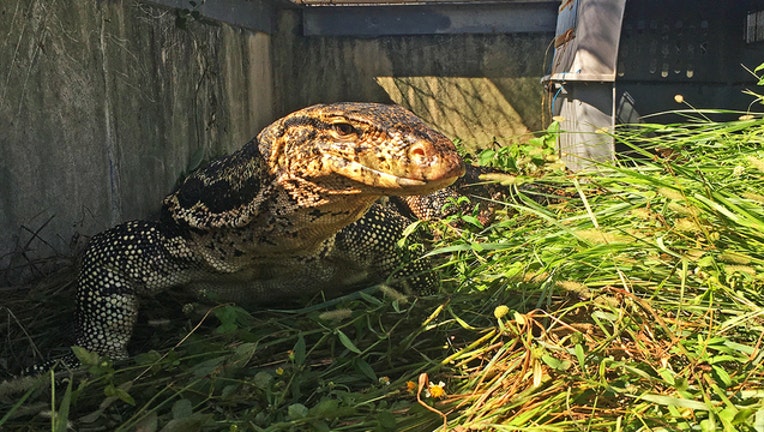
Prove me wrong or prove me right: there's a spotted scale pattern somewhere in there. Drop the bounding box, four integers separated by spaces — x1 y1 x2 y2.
74 221 199 360
33 103 464 372
391 165 502 223
334 202 437 295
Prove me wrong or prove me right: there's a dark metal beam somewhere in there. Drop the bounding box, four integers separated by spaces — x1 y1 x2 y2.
295 0 555 4
145 0 286 33
145 0 558 36
301 2 558 36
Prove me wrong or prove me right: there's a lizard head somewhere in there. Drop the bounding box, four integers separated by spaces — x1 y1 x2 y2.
259 102 465 196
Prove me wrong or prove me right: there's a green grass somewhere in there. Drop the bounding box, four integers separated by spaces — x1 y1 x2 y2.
432 116 764 431
2 95 764 430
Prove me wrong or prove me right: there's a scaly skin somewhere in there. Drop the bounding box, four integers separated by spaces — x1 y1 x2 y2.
58 103 464 365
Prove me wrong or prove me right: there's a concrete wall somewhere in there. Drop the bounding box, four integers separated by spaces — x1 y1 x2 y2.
0 1 551 283
272 10 550 149
0 1 273 283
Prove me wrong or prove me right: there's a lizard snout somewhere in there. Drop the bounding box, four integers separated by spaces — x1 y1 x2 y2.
407 139 465 184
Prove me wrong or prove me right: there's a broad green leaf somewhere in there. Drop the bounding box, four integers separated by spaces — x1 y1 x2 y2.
353 358 377 382
253 371 272 390
159 413 212 432
171 399 193 419
541 354 571 371
288 403 309 420
711 365 733 387
293 334 306 366
310 398 339 418
336 329 362 354
574 344 586 370
639 393 709 411
71 345 100 366
377 410 398 430
104 383 135 406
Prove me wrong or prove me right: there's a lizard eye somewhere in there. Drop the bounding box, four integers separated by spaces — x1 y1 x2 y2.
331 122 356 138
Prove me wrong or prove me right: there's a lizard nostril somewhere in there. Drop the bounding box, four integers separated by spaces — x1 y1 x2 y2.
409 143 432 165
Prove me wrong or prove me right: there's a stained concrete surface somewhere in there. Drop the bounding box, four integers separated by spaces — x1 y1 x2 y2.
0 1 273 283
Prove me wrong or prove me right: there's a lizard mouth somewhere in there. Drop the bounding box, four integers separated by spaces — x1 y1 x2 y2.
322 154 463 195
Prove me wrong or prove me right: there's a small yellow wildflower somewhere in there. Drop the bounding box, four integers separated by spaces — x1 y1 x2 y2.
493 305 510 320
426 381 447 399
275 367 285 376
405 380 417 393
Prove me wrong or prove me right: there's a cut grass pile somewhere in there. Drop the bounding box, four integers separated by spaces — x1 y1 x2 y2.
2 100 764 431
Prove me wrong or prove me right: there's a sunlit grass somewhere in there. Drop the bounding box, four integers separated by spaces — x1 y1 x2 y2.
426 109 764 431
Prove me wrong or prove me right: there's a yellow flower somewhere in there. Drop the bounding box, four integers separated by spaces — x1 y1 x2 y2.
276 367 285 376
405 380 417 393
493 305 510 320
426 381 447 399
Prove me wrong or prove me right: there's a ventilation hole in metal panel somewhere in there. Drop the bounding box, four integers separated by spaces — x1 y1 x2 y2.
745 10 764 44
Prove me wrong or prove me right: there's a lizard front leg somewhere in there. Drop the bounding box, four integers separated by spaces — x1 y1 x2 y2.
72 221 197 362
